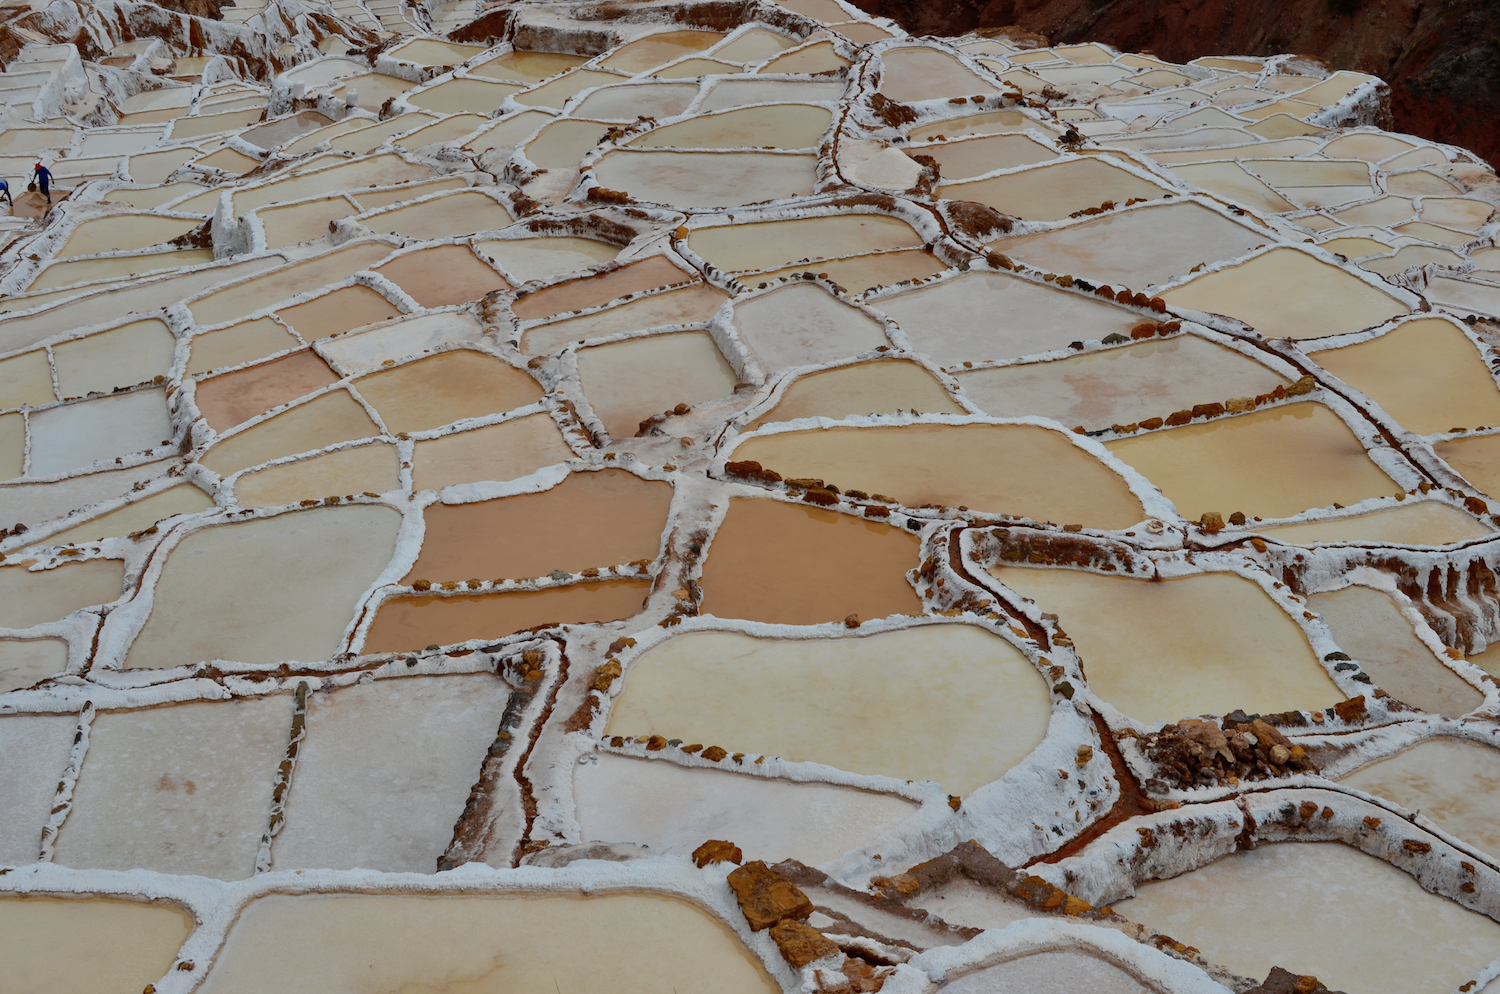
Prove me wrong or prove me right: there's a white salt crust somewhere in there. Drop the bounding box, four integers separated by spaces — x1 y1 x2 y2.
0 5 1499 993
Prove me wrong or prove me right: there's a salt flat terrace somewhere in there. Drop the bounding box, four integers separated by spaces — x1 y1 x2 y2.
0 2 1499 992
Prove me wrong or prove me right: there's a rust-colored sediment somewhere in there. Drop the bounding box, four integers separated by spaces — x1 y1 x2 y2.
1031 710 1152 866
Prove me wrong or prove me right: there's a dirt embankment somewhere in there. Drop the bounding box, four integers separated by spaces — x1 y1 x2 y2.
148 0 228 18
849 0 1500 168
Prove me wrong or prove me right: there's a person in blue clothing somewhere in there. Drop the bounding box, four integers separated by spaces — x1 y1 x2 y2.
31 162 51 204
0 177 11 210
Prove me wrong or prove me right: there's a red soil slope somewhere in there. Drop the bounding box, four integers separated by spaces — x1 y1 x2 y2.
850 0 1500 168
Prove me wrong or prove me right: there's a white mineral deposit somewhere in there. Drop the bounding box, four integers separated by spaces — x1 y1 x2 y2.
0 2 1498 992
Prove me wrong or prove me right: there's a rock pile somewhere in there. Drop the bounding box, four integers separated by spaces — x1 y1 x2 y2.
1247 966 1347 994
727 859 840 968
1142 715 1318 790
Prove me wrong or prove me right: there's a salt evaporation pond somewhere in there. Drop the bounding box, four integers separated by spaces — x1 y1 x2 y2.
0 4 1497 992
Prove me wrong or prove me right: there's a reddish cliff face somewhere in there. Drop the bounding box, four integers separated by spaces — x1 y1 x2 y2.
849 0 1500 167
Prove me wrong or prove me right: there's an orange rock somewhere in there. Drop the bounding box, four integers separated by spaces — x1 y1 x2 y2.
1063 894 1093 915
727 860 815 931
872 872 921 896
838 955 885 994
591 659 622 692
1015 874 1068 912
692 839 744 868
1286 374 1317 396
770 918 839 968
1249 718 1290 748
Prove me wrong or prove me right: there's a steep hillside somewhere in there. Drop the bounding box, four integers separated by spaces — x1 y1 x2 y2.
849 0 1500 167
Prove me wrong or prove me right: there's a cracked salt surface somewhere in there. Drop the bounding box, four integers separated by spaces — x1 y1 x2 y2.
1 2 1500 991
